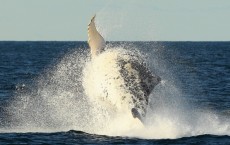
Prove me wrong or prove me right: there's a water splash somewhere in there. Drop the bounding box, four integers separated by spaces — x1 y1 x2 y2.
2 44 230 139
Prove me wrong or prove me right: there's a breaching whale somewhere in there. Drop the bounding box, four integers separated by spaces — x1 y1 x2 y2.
87 15 161 123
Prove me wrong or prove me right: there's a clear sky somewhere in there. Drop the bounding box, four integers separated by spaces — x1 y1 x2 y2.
0 0 230 41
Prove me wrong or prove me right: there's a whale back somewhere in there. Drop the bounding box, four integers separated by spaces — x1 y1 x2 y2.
88 15 106 58
117 54 161 118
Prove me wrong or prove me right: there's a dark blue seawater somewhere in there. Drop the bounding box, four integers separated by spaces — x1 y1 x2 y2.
0 41 229 144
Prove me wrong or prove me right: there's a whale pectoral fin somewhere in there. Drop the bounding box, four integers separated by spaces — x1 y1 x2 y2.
131 108 144 124
87 15 106 57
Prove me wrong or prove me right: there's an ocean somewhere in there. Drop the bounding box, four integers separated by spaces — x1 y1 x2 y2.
0 41 229 144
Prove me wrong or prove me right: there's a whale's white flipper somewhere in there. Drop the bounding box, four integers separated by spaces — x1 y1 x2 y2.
88 15 106 58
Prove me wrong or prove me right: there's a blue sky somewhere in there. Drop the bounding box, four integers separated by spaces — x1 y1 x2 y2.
0 0 229 41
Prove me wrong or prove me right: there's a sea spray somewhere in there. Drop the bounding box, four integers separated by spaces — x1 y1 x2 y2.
5 48 93 132
2 44 230 139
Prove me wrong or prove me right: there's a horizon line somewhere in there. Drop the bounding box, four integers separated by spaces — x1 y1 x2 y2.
0 40 230 42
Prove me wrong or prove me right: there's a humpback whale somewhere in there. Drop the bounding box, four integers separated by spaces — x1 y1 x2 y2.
86 15 161 123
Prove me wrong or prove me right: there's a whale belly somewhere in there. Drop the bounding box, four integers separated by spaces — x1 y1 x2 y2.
83 49 161 122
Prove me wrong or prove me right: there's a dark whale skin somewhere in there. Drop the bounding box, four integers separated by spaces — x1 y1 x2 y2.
117 54 161 121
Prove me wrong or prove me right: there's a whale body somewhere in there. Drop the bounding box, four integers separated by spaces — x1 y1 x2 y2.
86 15 161 122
